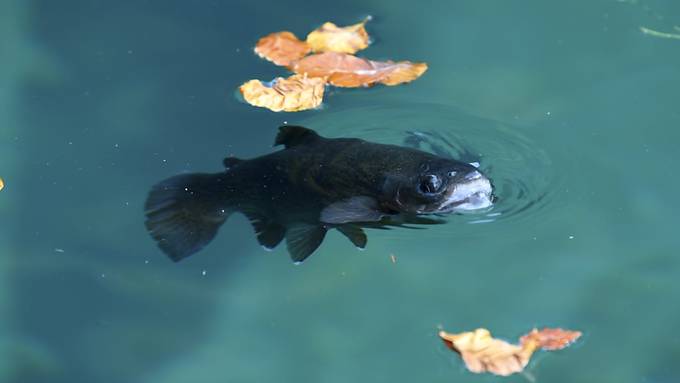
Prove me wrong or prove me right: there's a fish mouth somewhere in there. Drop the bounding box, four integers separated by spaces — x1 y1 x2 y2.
439 172 494 213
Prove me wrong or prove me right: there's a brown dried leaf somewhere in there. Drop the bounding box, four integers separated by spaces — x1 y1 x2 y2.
520 328 582 351
290 52 427 88
439 329 537 376
239 74 325 112
254 31 311 66
306 20 370 54
439 327 580 376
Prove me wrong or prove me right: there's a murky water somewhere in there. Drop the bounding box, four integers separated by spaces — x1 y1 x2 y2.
2 1 680 382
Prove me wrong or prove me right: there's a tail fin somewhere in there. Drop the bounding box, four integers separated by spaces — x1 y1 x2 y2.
144 173 230 262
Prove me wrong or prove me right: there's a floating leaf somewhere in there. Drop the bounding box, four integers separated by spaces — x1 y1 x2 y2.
0 177 4 191
254 31 311 66
290 52 427 88
520 328 582 351
239 74 325 112
244 20 427 111
439 327 581 377
306 20 370 54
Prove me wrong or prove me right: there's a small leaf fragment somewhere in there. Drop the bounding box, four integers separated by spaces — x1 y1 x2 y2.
0 177 4 191
290 52 427 88
254 31 311 66
306 20 370 54
239 74 325 112
439 327 581 377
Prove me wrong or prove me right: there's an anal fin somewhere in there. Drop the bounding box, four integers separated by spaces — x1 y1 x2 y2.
243 210 285 250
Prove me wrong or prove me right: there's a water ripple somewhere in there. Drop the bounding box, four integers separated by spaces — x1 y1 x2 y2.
296 102 564 230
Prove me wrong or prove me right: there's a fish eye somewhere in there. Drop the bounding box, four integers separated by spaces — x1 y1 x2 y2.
418 174 441 195
447 171 457 177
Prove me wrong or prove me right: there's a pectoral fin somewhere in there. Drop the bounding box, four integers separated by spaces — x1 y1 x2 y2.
320 196 385 224
337 225 367 249
286 224 327 264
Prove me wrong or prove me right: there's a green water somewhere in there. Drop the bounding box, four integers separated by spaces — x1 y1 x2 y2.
2 1 680 382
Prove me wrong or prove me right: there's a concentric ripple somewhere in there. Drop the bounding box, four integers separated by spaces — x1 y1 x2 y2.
295 102 565 230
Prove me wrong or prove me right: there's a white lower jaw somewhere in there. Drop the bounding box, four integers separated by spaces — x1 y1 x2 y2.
441 178 493 212
450 194 493 212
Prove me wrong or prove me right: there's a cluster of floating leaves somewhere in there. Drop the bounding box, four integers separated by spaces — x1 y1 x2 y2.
239 19 428 112
439 327 581 376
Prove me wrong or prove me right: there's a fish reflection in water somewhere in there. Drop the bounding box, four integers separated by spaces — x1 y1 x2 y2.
145 126 494 263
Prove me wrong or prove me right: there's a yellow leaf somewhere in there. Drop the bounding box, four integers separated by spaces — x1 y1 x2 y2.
254 31 311 66
0 177 4 191
439 327 581 376
289 52 427 88
306 20 370 54
239 74 325 112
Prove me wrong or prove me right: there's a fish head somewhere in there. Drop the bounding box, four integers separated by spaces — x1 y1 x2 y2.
390 159 494 214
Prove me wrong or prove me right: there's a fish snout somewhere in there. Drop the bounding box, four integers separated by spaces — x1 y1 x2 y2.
442 171 494 212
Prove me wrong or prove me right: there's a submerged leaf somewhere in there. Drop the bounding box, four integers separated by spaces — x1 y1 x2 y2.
239 74 325 112
290 52 427 87
306 20 370 54
439 327 581 376
254 31 311 66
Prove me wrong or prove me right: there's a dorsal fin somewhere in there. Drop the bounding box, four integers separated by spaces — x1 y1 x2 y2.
223 157 244 169
274 125 321 148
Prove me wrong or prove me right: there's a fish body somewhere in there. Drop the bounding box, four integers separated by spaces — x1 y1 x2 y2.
145 126 493 263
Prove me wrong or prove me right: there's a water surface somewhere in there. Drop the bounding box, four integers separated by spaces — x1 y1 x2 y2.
2 1 680 382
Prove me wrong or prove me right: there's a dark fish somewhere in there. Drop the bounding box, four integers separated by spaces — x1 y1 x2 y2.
145 126 494 263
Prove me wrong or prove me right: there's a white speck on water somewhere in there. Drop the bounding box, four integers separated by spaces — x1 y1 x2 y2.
114 144 119 148
54 248 65 253
201 270 207 276
546 111 552 116
144 260 149 264
101 273 106 278
127 50 133 54
468 219 495 224
569 235 575 239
